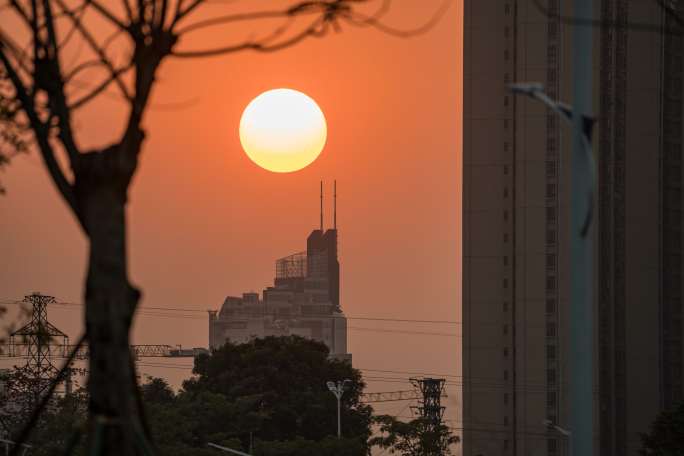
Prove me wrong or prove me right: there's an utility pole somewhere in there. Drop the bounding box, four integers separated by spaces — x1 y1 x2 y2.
326 379 350 438
570 1 594 455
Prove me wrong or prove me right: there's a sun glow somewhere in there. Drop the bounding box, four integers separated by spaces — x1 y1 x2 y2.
239 89 327 173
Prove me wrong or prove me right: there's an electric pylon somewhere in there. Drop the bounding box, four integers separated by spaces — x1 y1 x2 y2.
411 377 446 425
7 293 70 404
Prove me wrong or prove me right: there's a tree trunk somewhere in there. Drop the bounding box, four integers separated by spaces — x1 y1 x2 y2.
75 147 142 454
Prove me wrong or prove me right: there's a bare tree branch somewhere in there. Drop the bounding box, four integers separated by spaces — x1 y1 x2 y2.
86 0 129 31
9 0 32 28
40 0 80 164
0 30 34 77
0 41 79 219
56 1 89 50
342 0 452 37
170 0 367 58
172 15 328 58
176 10 306 35
55 0 132 101
68 62 133 109
157 0 169 29
173 0 203 25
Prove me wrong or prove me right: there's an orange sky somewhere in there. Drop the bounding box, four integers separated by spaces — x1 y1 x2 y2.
1 0 462 427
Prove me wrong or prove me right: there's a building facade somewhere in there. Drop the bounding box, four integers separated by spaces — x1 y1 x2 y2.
463 1 683 455
209 227 350 362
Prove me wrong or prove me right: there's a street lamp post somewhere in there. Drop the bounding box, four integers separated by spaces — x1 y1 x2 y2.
327 379 351 439
508 80 596 456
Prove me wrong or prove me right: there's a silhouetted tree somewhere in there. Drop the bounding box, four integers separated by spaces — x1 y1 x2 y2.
370 414 459 456
0 0 431 453
641 401 684 456
141 337 372 454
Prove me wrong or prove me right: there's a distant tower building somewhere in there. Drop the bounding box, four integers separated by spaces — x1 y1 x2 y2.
209 182 350 362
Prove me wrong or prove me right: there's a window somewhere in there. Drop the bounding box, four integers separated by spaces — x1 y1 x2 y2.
504 347 509 357
546 160 556 177
503 210 509 221
546 322 556 338
504 233 510 243
547 229 556 244
546 299 555 314
546 276 556 291
503 256 509 266
546 207 557 223
503 324 509 335
548 45 557 63
504 439 509 450
547 369 556 385
503 278 509 289
547 391 557 408
546 183 556 198
503 187 509 198
546 253 556 270
503 301 509 312
504 165 509 175
504 370 509 381
548 438 558 453
504 416 509 426
504 392 509 404
547 345 556 361
547 115 557 129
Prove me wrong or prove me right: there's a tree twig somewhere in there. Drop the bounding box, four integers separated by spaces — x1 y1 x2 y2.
171 16 328 58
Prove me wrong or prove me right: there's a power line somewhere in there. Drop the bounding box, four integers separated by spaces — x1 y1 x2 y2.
1 299 463 325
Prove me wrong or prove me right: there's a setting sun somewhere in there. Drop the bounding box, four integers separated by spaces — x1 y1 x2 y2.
239 88 327 173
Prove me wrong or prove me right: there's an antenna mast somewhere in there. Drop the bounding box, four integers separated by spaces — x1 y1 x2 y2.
334 180 337 230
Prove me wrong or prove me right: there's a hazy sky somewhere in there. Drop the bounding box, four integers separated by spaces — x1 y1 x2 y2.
1 0 462 425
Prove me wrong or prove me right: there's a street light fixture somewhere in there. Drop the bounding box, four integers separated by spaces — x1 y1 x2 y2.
543 420 572 456
207 442 252 455
509 80 596 456
327 379 351 439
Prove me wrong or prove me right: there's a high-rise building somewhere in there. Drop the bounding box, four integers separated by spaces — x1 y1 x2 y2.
209 186 350 362
462 1 683 455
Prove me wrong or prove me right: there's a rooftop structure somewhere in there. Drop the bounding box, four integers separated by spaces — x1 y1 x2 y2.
209 182 350 362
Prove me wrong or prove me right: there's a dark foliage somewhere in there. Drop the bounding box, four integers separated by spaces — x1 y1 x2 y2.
145 336 372 454
641 401 684 456
370 414 459 456
9 336 372 454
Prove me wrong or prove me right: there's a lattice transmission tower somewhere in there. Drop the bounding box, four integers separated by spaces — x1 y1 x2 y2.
7 293 71 403
411 377 446 425
410 377 448 456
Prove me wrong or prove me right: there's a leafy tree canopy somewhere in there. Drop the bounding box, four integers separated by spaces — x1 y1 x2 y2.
147 336 372 454
641 401 684 456
370 414 459 456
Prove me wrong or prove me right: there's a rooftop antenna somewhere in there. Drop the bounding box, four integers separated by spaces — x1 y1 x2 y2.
333 180 337 230
320 180 324 231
